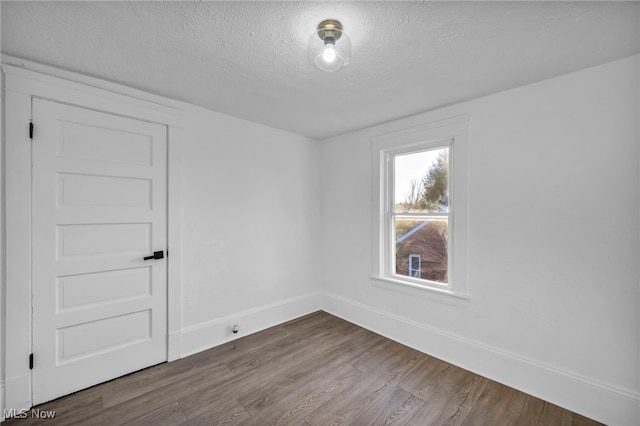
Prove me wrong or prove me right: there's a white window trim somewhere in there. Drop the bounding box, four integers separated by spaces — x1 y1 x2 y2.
370 114 470 302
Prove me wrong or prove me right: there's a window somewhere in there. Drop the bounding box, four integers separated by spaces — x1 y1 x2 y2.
408 254 421 278
371 115 469 301
393 146 450 284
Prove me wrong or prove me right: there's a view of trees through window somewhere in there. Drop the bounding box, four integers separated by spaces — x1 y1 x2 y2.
394 147 449 283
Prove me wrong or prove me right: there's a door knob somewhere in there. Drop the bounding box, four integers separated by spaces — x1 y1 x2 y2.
143 251 164 260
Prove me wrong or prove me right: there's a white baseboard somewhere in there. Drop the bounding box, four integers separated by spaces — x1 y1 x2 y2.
167 330 182 362
322 292 640 426
180 292 322 358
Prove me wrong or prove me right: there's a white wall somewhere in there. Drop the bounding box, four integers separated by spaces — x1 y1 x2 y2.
319 55 639 425
177 104 322 355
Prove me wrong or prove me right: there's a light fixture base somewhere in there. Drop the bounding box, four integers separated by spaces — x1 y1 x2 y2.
317 19 343 41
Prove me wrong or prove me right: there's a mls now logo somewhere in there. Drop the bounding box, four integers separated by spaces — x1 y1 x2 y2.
3 408 28 419
4 408 56 419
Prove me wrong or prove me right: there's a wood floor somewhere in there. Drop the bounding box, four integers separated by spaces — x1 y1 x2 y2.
4 311 601 426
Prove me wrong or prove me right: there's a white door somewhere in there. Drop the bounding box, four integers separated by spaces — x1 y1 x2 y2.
31 99 168 404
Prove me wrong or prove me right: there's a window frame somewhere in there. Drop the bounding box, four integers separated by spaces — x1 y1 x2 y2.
388 141 453 288
370 115 470 303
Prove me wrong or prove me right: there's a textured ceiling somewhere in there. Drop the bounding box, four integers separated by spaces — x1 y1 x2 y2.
2 1 639 140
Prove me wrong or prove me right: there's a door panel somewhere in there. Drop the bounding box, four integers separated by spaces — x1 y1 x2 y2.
32 99 168 405
57 267 151 310
57 223 152 256
57 310 152 361
58 173 152 208
58 121 153 166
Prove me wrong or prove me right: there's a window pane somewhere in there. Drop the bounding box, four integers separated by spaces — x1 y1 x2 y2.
395 218 448 283
408 254 421 278
394 147 449 213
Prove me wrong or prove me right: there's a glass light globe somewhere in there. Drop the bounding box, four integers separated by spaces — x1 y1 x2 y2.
308 22 351 72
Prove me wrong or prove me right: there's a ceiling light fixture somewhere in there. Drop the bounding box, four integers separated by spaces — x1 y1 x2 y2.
308 19 351 72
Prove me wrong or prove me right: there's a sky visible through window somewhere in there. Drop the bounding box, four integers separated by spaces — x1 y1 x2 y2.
394 149 442 204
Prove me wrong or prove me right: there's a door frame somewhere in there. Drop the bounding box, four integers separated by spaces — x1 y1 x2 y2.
2 58 184 412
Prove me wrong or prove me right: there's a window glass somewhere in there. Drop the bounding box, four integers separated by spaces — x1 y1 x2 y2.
394 147 449 214
395 218 448 284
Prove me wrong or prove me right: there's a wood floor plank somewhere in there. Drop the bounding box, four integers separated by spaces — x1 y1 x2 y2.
280 311 336 333
317 314 364 336
175 373 250 421
101 355 227 408
303 372 393 425
350 336 407 374
434 375 491 426
405 365 482 426
224 331 354 409
538 401 574 426
368 344 428 385
302 347 428 425
514 394 546 426
350 386 426 425
225 326 349 377
98 363 173 408
498 384 529 424
12 311 603 426
236 345 366 414
238 364 362 426
182 397 250 426
397 354 451 400
182 335 360 421
126 401 188 426
458 380 527 426
572 412 605 426
82 363 235 425
337 327 394 363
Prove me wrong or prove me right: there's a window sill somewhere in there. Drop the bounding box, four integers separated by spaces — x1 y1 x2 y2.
369 275 470 308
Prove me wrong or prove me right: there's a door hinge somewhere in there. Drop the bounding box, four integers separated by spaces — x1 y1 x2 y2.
29 353 34 369
29 122 34 139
